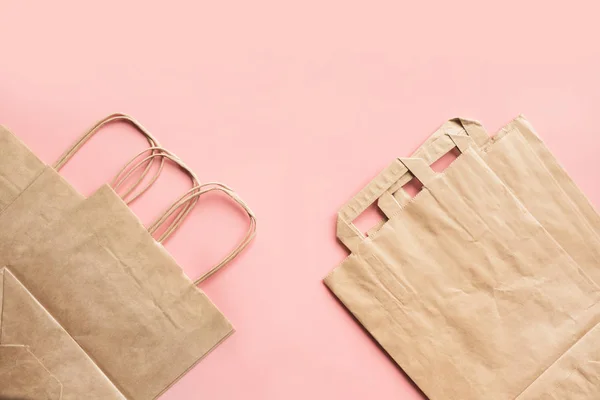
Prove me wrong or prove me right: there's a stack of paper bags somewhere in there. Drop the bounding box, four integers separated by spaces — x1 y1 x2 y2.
0 114 255 399
326 116 600 399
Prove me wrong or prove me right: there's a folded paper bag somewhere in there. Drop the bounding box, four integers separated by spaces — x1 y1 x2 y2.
326 140 600 399
0 267 125 399
0 345 62 400
0 136 255 398
0 181 255 400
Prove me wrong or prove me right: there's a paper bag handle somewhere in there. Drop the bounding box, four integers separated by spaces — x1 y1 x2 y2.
336 157 435 253
414 117 488 149
386 131 478 196
382 119 487 196
337 133 476 253
449 117 488 146
111 147 201 241
149 183 257 285
53 113 166 200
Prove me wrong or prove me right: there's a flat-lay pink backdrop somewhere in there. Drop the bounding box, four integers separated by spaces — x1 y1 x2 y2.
2 1 600 399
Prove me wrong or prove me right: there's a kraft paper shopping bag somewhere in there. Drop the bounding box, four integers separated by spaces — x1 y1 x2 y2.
0 345 62 400
0 121 255 399
326 135 600 400
0 267 125 399
389 115 600 284
1 180 255 399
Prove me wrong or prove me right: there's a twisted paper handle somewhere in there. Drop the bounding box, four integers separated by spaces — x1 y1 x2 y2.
111 147 201 242
149 183 257 284
53 113 165 201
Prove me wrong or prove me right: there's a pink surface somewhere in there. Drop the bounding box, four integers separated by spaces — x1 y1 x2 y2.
1 1 600 399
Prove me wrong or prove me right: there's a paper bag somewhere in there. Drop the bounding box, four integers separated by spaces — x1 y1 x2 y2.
0 119 255 398
0 345 62 400
0 267 125 399
326 136 600 399
393 116 600 284
2 181 255 399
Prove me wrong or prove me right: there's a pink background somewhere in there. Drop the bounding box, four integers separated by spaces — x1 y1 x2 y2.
1 1 600 399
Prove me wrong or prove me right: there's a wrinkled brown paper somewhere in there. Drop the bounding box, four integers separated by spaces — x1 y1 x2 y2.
327 128 600 399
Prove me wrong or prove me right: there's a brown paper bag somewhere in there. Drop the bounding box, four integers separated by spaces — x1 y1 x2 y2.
394 116 600 284
326 136 600 399
0 267 125 399
0 345 62 400
0 120 255 398
1 181 255 399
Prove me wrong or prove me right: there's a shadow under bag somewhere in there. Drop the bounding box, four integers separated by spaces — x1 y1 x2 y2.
326 135 600 399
